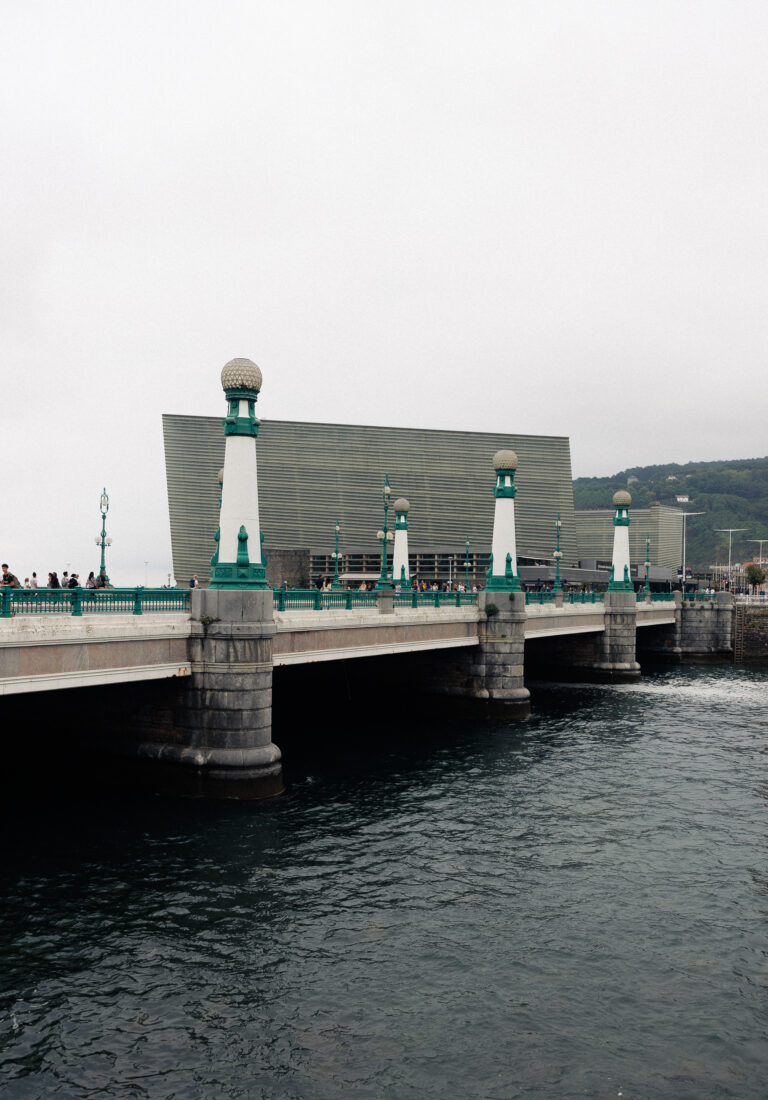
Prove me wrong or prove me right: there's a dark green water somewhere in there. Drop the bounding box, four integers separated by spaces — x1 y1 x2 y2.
2 666 767 1098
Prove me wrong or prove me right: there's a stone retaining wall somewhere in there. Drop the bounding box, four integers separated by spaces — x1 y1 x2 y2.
739 606 768 664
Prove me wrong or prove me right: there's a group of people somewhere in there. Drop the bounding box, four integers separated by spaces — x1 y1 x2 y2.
46 571 106 589
0 565 106 589
314 576 478 593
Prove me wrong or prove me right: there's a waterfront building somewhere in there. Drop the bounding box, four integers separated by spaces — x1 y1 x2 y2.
575 503 683 574
163 416 578 587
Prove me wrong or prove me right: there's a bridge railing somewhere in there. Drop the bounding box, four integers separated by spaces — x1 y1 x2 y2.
525 591 605 605
636 592 676 603
394 590 478 608
272 588 479 611
0 587 190 618
273 588 379 611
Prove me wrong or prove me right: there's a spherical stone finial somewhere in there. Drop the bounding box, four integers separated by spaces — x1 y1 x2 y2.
493 448 518 471
613 489 632 506
221 357 262 393
394 497 410 512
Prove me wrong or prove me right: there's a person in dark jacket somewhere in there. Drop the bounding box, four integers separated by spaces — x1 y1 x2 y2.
1 564 20 587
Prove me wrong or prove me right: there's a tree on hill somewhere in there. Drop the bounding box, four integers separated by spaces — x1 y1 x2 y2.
573 456 768 570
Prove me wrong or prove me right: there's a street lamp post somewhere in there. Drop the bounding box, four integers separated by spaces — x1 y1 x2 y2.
376 474 393 590
748 539 768 569
553 512 563 593
714 527 746 591
465 535 470 590
680 511 705 591
331 519 342 589
644 533 651 599
94 487 112 584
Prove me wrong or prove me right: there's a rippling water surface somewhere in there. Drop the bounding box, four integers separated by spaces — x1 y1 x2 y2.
2 666 768 1098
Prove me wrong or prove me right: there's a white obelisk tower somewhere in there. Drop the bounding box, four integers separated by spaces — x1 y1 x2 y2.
609 489 633 591
486 449 521 591
210 357 268 588
392 498 411 587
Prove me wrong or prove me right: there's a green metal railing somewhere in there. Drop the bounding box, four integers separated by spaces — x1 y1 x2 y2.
636 592 676 603
394 591 478 608
526 590 605 605
524 591 556 604
681 591 715 603
272 588 478 611
0 587 190 618
273 588 379 611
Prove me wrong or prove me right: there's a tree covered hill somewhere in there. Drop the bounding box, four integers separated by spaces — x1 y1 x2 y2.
573 457 768 570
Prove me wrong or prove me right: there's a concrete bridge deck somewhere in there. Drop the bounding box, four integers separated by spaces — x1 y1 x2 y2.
0 597 682 694
0 612 192 695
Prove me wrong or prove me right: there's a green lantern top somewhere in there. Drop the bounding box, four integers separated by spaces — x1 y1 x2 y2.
493 449 518 499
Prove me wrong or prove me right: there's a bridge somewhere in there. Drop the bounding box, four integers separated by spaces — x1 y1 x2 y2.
0 357 735 797
0 585 690 695
0 581 732 799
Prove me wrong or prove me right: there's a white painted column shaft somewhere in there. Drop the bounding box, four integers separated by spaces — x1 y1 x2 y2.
491 496 518 576
219 425 262 564
392 529 409 583
612 525 631 582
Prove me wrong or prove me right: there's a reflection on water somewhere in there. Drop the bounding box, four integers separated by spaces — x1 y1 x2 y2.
1 665 768 1098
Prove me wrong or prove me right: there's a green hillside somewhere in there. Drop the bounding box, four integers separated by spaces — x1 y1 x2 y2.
573 458 768 570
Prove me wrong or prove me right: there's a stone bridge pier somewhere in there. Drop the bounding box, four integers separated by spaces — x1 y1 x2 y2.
129 589 282 797
638 591 733 663
417 591 530 717
593 590 642 682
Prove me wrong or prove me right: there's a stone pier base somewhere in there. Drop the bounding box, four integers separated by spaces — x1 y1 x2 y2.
424 591 530 717
588 590 641 683
126 588 283 798
637 591 733 664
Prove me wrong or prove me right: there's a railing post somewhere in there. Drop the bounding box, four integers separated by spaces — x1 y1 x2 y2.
71 587 82 617
1 588 11 618
313 589 321 610
133 588 142 615
345 592 352 609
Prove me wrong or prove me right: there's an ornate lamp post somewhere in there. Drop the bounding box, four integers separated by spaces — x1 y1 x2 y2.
644 533 651 599
465 535 470 590
553 512 563 593
94 487 112 584
331 519 342 588
680 511 704 591
376 474 393 590
714 527 745 593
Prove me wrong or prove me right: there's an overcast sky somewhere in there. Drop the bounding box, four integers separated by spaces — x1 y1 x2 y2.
3 1 767 584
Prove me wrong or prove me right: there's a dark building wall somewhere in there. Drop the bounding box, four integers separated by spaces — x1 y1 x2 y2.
265 548 310 589
163 414 578 586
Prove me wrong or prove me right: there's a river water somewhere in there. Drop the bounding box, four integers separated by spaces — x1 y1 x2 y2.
1 665 767 1098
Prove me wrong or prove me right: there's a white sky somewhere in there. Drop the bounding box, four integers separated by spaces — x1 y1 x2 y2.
3 1 767 585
